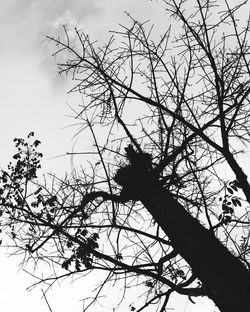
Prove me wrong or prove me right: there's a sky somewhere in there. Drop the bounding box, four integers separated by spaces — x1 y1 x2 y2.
0 0 170 174
0 0 244 312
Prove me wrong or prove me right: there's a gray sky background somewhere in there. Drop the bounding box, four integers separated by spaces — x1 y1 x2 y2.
0 0 169 173
0 2 175 312
0 0 244 311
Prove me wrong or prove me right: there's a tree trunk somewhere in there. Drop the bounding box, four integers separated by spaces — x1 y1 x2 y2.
139 185 250 312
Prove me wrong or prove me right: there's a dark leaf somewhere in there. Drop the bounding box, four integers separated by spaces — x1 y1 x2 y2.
227 187 233 194
13 153 21 160
75 259 81 272
232 199 237 206
92 233 99 241
33 140 41 147
231 185 238 192
235 199 242 207
85 261 92 269
27 132 34 138
34 187 42 195
80 229 88 237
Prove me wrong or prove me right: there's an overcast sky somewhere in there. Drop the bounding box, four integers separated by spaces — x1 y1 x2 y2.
0 0 239 311
0 2 169 312
0 0 152 170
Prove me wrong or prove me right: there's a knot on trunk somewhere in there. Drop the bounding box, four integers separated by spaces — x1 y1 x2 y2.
114 145 156 201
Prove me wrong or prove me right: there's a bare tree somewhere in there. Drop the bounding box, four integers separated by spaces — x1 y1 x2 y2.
1 1 250 311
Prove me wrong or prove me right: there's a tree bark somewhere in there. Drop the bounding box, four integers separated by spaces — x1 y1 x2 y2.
139 185 250 312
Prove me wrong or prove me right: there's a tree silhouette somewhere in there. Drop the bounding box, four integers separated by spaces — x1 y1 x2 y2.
1 1 250 311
